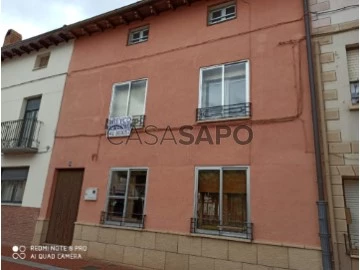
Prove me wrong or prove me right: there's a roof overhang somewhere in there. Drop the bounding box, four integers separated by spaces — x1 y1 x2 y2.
1 0 200 61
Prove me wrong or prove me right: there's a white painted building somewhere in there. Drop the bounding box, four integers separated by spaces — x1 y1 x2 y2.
1 30 74 245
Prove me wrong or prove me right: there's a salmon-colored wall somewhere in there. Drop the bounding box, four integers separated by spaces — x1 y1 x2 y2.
40 0 320 247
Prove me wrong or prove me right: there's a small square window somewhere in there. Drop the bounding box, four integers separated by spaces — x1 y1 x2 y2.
34 53 50 70
208 2 236 25
128 26 149 45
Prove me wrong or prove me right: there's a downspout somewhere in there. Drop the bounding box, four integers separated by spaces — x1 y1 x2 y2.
313 42 340 270
302 0 333 269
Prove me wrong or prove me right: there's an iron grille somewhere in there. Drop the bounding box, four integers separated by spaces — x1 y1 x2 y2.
196 103 251 121
350 81 359 105
344 233 359 256
1 119 42 153
190 218 253 240
100 211 145 229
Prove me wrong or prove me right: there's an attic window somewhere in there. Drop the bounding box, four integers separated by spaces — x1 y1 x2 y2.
128 26 149 45
208 1 236 25
34 53 50 70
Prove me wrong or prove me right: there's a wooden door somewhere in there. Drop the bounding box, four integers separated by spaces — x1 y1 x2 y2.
46 169 84 245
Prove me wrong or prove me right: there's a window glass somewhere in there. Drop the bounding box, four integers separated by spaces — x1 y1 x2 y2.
195 167 248 236
111 84 129 117
125 170 146 221
1 168 28 204
202 67 222 108
110 80 147 118
197 170 220 230
209 2 236 25
224 62 246 105
128 80 146 116
222 170 247 227
128 26 149 45
199 61 249 120
106 169 147 227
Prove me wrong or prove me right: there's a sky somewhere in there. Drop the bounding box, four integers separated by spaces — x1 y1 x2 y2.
0 0 139 42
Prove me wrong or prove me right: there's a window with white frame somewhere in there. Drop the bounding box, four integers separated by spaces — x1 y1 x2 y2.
109 79 147 128
105 169 147 227
128 26 149 45
1 167 29 204
193 167 251 238
344 179 359 253
208 1 236 25
346 46 359 105
198 61 250 121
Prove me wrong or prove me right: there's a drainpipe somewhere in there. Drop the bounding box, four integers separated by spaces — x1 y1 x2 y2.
313 41 340 270
303 0 333 269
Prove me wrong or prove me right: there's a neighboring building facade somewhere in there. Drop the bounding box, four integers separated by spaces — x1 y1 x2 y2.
31 0 328 269
1 30 74 245
310 0 359 269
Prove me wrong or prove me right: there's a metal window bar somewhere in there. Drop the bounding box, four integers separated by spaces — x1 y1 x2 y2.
100 211 146 229
1 119 42 152
190 218 253 240
196 102 251 121
344 233 359 256
350 81 359 105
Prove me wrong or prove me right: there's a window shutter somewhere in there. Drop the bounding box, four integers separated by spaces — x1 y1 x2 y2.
344 179 359 249
347 49 359 82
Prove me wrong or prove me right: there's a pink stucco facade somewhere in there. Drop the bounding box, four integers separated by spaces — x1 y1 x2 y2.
40 0 320 248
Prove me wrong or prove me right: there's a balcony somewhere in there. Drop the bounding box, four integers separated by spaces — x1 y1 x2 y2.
190 218 253 240
1 119 42 154
196 102 251 122
100 211 145 229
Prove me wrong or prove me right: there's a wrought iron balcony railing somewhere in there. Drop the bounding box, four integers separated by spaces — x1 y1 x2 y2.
190 218 253 240
344 233 359 256
100 211 145 229
1 119 42 153
196 102 251 121
105 115 145 130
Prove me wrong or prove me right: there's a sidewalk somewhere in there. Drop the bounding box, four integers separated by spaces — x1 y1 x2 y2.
1 245 141 270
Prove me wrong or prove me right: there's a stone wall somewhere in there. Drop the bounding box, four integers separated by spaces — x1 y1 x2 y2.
311 16 359 270
64 223 322 270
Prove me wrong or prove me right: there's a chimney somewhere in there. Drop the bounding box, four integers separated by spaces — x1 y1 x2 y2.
3 29 22 46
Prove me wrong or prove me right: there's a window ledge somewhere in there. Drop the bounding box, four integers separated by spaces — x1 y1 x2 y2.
349 104 359 111
32 66 47 71
190 232 252 243
351 254 359 259
99 223 143 231
1 203 22 206
196 116 250 124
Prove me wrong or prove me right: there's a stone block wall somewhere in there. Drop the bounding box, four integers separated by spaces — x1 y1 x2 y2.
67 223 322 270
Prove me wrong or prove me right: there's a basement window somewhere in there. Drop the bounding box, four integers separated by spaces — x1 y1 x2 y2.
208 1 236 25
128 26 149 45
33 53 50 70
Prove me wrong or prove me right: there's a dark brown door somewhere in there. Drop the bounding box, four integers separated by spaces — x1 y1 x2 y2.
46 169 84 245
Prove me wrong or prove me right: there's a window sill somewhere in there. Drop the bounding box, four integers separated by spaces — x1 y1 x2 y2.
349 104 359 111
196 116 250 124
350 254 359 259
1 202 22 206
32 66 47 71
191 231 252 243
100 223 144 231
